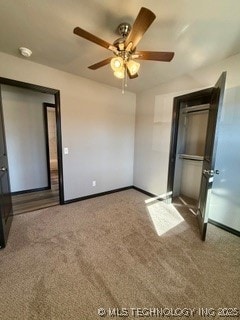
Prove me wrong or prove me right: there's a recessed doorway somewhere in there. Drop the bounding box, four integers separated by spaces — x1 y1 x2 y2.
0 77 64 216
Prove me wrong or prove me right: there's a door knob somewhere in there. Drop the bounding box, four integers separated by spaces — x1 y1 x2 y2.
0 167 7 172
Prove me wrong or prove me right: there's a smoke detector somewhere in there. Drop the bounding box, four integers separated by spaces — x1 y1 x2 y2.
19 47 32 57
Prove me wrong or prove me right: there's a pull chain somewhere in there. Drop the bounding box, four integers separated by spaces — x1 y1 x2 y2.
121 77 125 94
121 67 128 94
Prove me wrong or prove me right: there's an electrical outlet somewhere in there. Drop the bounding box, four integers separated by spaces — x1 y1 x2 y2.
92 180 96 187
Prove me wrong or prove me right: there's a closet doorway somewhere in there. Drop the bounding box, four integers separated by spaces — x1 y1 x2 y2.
167 72 226 240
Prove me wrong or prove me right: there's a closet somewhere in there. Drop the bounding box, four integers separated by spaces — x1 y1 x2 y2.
172 103 210 209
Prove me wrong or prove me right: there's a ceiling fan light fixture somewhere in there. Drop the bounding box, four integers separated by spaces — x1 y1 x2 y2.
127 60 140 76
114 68 125 79
73 7 175 84
110 57 123 71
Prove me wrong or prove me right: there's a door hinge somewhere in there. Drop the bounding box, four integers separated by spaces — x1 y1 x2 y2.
203 169 220 176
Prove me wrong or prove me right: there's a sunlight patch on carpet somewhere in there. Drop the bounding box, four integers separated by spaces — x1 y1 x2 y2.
147 201 184 236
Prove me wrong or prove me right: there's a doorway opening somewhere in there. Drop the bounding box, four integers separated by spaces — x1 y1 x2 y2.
167 89 212 199
172 101 210 213
43 103 59 203
0 77 64 216
6 103 59 215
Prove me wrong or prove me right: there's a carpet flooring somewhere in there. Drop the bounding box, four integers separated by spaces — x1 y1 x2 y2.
0 189 239 319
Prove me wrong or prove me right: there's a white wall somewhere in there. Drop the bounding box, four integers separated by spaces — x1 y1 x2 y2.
2 85 54 192
209 83 240 230
0 52 136 201
134 53 240 231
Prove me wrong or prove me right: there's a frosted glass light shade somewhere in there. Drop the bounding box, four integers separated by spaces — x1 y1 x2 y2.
110 57 124 71
127 60 140 75
114 68 125 79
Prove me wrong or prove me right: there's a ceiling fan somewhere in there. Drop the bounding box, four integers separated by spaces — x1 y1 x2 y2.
73 7 174 81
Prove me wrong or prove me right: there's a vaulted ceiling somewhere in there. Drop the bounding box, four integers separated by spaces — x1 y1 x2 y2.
0 0 240 92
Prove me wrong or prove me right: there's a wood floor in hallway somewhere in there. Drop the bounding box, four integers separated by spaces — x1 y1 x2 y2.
11 170 59 215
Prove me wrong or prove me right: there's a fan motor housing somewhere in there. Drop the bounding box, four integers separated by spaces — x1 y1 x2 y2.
113 37 125 47
117 23 131 37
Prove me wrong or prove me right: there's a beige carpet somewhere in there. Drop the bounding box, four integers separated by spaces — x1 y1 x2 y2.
0 189 239 319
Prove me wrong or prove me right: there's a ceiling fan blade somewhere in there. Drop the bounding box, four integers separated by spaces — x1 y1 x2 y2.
127 68 138 79
88 57 112 70
73 27 117 52
125 7 156 51
134 51 175 61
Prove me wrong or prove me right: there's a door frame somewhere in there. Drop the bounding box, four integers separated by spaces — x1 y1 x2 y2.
0 77 64 205
43 103 57 190
167 87 213 195
0 85 13 248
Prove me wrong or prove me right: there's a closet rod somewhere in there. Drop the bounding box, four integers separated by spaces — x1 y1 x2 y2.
182 104 209 114
183 109 209 116
178 154 204 161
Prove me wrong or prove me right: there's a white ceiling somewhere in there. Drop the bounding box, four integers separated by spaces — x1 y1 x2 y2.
0 0 240 92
